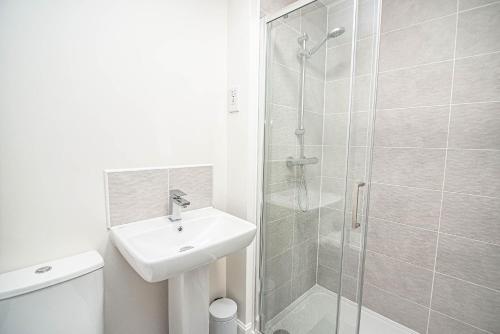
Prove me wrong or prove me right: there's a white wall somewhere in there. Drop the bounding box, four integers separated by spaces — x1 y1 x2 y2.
0 0 228 333
225 0 260 328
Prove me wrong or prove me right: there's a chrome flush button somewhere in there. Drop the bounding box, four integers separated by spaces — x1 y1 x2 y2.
35 266 52 274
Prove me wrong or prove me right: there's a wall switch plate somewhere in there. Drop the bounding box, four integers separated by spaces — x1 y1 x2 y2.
228 87 239 113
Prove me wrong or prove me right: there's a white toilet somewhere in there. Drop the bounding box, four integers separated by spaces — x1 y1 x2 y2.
0 251 104 334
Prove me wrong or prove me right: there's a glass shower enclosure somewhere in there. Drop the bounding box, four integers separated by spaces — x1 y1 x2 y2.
257 0 381 333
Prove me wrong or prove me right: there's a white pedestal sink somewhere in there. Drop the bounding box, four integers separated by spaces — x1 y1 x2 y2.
110 207 256 334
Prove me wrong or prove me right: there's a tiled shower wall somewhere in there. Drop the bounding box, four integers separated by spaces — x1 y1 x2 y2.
365 0 500 333
262 3 327 322
263 0 500 333
105 165 212 226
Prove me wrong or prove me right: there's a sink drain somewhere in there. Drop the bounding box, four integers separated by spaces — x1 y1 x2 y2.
273 330 290 334
179 246 194 252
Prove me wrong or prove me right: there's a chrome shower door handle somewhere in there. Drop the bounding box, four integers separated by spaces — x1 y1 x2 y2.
351 181 366 229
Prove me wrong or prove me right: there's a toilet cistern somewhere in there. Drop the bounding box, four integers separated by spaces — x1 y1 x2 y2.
168 189 190 224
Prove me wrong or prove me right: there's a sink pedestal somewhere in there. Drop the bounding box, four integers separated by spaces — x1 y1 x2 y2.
168 265 209 334
110 207 256 334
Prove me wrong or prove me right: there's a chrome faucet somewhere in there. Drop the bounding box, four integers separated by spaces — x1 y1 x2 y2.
168 189 190 222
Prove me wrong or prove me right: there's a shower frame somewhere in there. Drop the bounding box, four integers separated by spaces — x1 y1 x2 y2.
254 0 383 333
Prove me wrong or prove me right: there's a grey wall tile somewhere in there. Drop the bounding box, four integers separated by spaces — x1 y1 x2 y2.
322 145 365 183
318 236 340 270
325 79 350 114
327 3 354 47
326 43 352 81
453 52 500 104
265 201 293 226
265 180 293 195
362 283 430 333
347 146 367 180
459 0 498 10
444 149 500 197
265 200 294 223
303 111 324 145
367 218 437 269
428 311 490 334
357 0 377 39
268 145 296 162
321 177 346 210
267 160 293 185
294 208 319 244
107 169 170 226
317 264 358 302
324 113 348 146
292 239 318 277
307 43 327 80
303 145 323 179
261 280 292 321
355 38 374 76
269 104 297 146
381 0 457 32
374 106 449 148
353 75 372 112
371 147 446 190
350 112 369 146
436 233 500 290
304 76 325 113
377 61 453 109
365 251 434 305
322 145 348 179
306 176 322 209
301 2 327 43
271 23 301 71
264 216 293 259
270 63 299 108
431 273 500 333
441 192 500 245
319 207 344 237
265 186 296 221
318 236 359 277
379 15 456 72
291 265 316 300
369 183 442 230
169 166 212 211
265 249 293 289
456 2 500 57
448 102 500 150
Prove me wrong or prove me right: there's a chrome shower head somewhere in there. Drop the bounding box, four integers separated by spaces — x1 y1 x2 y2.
308 26 346 56
327 27 346 39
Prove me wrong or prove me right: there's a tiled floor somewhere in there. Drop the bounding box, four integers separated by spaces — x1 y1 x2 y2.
265 285 418 334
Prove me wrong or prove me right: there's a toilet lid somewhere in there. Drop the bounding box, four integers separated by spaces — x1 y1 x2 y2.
209 298 237 321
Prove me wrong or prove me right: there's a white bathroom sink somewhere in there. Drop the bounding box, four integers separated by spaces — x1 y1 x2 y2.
110 207 256 282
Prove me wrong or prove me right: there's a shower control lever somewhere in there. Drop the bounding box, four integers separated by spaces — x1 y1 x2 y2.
352 181 366 229
286 156 318 167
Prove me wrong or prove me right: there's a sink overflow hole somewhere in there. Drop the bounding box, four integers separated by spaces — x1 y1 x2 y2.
179 246 194 252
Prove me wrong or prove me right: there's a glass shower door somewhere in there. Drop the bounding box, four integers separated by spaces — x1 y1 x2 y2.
258 1 380 333
328 1 381 334
260 3 331 332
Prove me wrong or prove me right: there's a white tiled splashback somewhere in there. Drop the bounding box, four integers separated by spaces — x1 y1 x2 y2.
104 165 213 227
